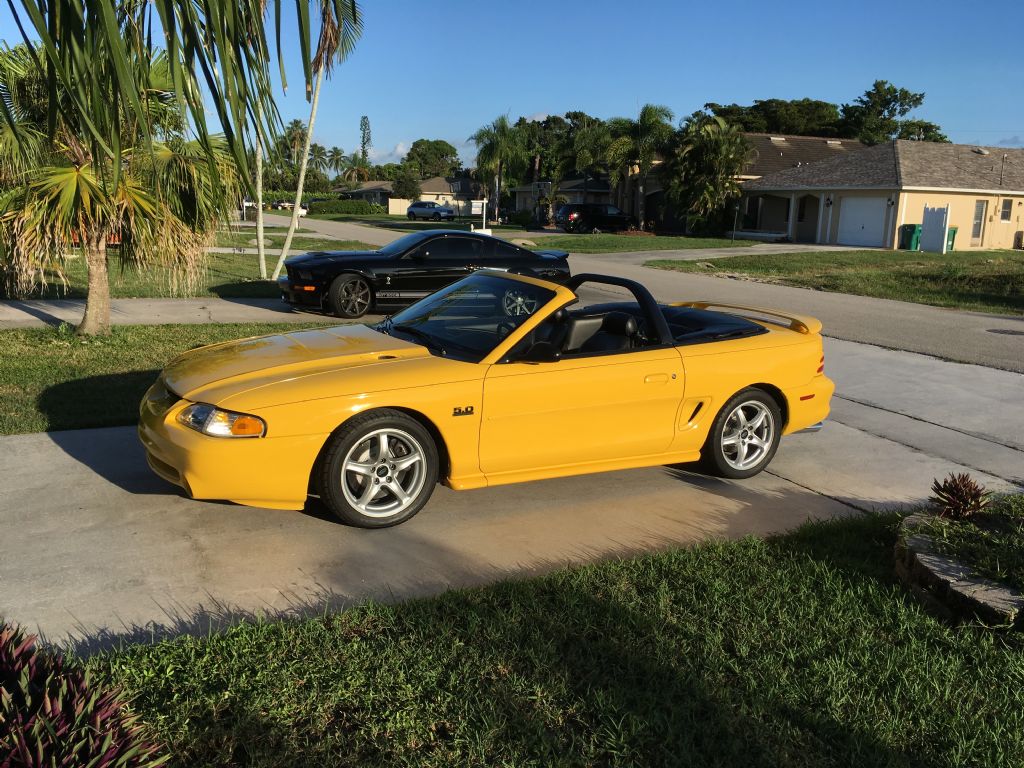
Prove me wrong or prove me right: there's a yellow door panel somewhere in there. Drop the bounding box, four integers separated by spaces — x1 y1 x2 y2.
480 348 685 475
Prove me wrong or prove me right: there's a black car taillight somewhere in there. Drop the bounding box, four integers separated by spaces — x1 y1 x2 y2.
569 212 578 220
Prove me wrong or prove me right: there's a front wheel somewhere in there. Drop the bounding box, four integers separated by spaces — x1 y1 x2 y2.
328 274 372 318
701 388 782 479
407 212 416 220
318 410 439 528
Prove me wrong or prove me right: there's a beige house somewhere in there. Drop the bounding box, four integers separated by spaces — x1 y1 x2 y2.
345 176 482 216
740 140 1024 249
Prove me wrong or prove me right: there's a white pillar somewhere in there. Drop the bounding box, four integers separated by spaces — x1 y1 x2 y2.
816 193 825 243
787 194 798 240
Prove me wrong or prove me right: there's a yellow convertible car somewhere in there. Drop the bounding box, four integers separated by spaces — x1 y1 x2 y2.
139 271 834 527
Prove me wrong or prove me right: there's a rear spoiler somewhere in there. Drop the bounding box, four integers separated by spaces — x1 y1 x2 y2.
671 301 823 335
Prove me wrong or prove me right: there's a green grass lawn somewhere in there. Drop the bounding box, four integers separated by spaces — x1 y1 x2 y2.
21 244 373 301
535 233 754 253
647 249 1024 315
87 511 1024 767
0 321 336 435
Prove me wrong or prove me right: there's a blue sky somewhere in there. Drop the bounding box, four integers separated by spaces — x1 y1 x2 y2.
3 0 1023 164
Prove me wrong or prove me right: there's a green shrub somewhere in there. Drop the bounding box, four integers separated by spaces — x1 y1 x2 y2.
510 209 533 228
930 472 992 520
0 622 166 766
307 199 373 215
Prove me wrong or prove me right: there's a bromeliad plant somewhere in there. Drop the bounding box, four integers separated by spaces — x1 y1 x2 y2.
930 472 992 521
0 622 167 766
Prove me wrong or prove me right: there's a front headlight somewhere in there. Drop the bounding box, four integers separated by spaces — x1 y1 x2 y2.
297 270 313 280
177 403 266 438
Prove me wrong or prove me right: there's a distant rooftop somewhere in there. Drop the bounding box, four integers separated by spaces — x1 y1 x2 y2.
741 133 870 178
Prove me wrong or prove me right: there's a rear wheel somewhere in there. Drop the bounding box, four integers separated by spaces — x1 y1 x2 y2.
328 274 372 318
701 388 781 479
319 410 438 528
431 213 441 221
407 212 416 220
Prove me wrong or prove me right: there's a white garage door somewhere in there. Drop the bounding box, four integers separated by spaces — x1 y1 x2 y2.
836 196 887 247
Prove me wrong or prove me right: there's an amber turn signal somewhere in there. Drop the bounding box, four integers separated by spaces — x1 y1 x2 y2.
230 415 265 436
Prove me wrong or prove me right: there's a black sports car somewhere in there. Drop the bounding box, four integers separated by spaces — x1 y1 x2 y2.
278 230 571 318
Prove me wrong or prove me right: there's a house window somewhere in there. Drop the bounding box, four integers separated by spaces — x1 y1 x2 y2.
797 197 807 223
1001 199 1013 221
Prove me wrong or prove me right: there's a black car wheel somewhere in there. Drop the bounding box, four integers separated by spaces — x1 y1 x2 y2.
328 274 373 318
318 409 439 528
591 226 602 235
407 212 416 220
700 388 782 479
431 213 441 221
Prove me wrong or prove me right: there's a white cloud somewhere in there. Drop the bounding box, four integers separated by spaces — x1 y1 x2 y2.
368 142 408 163
998 135 1024 147
525 112 549 123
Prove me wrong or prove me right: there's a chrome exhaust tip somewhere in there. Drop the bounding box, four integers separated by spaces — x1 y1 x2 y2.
798 421 824 434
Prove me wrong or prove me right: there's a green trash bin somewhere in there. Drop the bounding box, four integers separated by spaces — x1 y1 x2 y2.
899 223 921 250
946 226 958 252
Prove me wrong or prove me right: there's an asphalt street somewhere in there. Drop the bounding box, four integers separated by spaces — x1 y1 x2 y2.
1 218 1022 649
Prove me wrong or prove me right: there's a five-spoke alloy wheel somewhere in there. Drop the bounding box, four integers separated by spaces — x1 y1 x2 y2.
319 410 439 527
328 274 372 318
701 388 782 479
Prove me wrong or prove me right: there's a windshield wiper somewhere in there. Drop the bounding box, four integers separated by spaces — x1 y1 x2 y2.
392 323 446 355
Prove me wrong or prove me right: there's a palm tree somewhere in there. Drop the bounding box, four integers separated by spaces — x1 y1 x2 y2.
327 145 347 177
664 114 754 230
283 120 308 166
0 47 237 334
274 0 362 281
3 0 343 190
605 104 675 230
571 117 611 208
470 115 526 223
308 143 329 172
340 152 372 184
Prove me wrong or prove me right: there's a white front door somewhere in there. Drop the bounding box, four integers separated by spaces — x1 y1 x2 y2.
836 196 887 247
971 200 987 246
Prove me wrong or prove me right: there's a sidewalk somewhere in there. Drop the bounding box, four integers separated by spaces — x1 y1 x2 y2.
0 297 362 329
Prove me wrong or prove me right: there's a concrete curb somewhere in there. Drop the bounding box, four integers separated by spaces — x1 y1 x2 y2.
895 513 1024 627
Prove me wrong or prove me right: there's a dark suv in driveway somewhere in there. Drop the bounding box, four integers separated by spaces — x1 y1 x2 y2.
555 203 634 233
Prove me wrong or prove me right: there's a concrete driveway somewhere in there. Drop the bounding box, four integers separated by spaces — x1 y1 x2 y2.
1 334 1021 651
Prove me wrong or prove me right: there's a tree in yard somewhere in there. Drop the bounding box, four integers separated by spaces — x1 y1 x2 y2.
308 143 329 172
0 45 237 334
706 98 842 137
404 139 462 178
470 115 527 222
273 0 363 281
605 104 674 230
391 166 422 201
663 113 754 232
283 120 308 166
327 145 347 176
341 152 372 183
360 115 372 163
840 80 948 145
571 116 611 210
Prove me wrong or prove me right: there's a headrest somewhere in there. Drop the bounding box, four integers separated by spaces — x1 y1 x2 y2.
550 308 568 323
602 311 637 336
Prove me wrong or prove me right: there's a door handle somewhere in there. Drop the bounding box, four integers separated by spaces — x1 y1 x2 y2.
644 373 669 384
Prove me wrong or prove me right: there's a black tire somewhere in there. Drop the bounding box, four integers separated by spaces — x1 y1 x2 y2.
431 213 441 221
590 226 602 235
700 388 782 479
328 274 372 318
407 212 416 220
318 409 439 528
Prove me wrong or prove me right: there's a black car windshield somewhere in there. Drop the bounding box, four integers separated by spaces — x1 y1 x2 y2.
381 274 557 361
376 232 433 257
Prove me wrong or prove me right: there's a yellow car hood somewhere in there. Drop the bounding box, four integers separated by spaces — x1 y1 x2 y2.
163 324 430 404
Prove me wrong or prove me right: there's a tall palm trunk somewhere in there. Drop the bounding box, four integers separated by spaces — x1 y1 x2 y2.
255 136 267 279
78 233 110 335
638 170 647 231
494 161 503 224
273 68 324 280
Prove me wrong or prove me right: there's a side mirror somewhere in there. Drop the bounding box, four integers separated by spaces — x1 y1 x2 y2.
519 341 561 364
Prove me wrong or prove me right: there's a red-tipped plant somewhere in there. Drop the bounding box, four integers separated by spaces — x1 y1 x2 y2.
929 473 992 521
0 622 167 767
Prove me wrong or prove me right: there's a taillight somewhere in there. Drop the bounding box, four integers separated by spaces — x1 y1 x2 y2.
816 354 825 374
569 212 579 220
